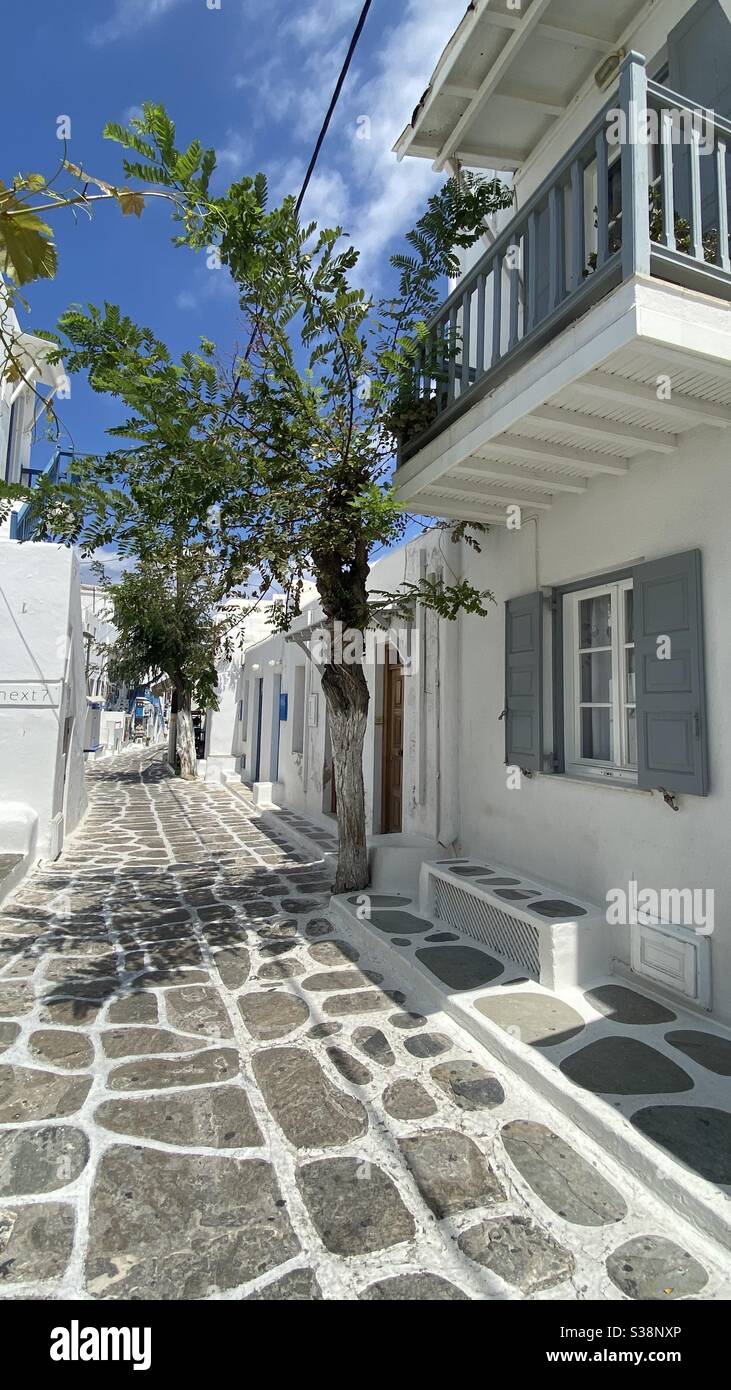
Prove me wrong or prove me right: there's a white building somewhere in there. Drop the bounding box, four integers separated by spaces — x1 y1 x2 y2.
0 300 88 895
203 589 316 783
233 0 731 1033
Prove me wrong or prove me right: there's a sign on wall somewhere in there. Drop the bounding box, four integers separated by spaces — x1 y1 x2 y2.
0 680 62 709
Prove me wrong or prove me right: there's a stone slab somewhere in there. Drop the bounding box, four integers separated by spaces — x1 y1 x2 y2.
474 993 586 1048
86 1146 299 1298
245 1268 322 1300
253 1047 368 1148
166 986 234 1039
0 1202 75 1285
501 1120 627 1226
664 1030 731 1077
416 945 504 990
96 1085 263 1149
560 1038 693 1096
238 992 309 1040
383 1079 437 1121
370 912 433 935
107 994 158 1025
430 1060 505 1111
213 947 251 990
606 1235 709 1300
0 1066 91 1122
399 1129 504 1218
359 1274 469 1300
297 1157 415 1255
352 1027 395 1068
102 1027 205 1058
107 1048 239 1092
631 1105 731 1184
326 1047 372 1087
585 985 676 1026
459 1215 574 1294
0 1125 89 1196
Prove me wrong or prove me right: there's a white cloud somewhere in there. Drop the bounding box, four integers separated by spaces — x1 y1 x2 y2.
88 0 186 48
176 260 237 312
215 129 252 176
293 0 467 280
281 0 363 46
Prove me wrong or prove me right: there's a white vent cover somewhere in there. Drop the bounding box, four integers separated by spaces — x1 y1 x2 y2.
433 877 541 979
630 920 711 1009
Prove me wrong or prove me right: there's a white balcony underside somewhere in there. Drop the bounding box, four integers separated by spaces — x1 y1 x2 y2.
393 275 731 523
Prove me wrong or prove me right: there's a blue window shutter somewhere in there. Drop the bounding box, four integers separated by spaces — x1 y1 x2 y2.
634 550 708 796
505 592 543 771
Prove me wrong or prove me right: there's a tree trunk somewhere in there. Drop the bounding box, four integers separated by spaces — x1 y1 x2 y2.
167 685 178 771
176 682 197 780
321 659 370 893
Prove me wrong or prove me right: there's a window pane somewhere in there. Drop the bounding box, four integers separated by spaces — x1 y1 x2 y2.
581 707 613 761
625 648 635 703
581 651 612 703
625 588 634 644
626 708 637 767
579 593 611 648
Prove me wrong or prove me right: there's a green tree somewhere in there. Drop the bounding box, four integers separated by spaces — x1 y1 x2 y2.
102 109 512 889
0 111 219 521
30 304 266 777
103 555 244 776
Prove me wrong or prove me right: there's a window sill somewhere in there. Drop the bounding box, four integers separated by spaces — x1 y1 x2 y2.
542 771 650 795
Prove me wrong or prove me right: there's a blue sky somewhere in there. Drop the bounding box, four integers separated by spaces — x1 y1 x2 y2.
5 0 466 477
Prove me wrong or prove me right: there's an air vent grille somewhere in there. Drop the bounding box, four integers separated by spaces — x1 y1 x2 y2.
433 877 541 979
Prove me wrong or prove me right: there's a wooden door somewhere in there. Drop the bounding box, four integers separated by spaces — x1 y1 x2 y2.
381 657 404 833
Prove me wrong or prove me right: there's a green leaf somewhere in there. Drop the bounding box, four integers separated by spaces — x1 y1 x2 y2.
0 183 57 285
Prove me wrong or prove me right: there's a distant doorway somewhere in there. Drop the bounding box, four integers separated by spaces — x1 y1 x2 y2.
381 653 403 833
253 678 264 781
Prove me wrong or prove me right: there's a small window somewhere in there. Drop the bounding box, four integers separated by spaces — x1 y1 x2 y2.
291 664 306 755
563 578 636 783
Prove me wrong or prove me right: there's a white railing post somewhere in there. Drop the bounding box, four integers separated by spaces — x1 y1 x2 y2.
619 51 651 279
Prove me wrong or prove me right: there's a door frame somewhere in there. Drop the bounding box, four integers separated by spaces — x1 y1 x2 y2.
380 651 404 834
253 677 264 781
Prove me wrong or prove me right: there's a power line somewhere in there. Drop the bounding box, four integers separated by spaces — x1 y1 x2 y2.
295 0 374 217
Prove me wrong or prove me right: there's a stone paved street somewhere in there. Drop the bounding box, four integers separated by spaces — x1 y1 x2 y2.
0 748 728 1301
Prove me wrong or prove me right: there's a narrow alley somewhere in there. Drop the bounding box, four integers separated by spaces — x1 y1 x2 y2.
0 748 727 1301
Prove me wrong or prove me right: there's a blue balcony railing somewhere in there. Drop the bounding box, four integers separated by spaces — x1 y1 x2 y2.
10 448 73 542
399 52 731 463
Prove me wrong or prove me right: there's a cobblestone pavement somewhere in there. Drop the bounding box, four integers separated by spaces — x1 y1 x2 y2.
0 748 728 1301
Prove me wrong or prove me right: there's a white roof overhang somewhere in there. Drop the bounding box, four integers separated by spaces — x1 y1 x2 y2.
393 277 731 523
394 0 655 174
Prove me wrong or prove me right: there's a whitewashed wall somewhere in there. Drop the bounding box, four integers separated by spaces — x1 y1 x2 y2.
0 542 88 860
234 434 731 1022
237 533 463 843
457 429 731 1024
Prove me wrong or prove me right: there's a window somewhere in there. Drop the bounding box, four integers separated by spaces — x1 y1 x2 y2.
291 664 306 755
506 551 708 797
563 579 636 783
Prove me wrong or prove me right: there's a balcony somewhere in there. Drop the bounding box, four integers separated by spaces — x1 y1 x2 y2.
394 54 731 521
9 449 72 542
